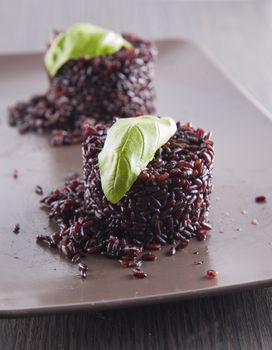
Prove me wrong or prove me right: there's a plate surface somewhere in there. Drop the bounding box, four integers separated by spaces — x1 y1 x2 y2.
1 39 272 317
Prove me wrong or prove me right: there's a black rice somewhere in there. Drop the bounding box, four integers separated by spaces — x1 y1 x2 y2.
83 121 214 245
35 185 44 195
8 34 157 146
255 195 266 203
133 268 147 279
13 169 18 179
167 247 176 256
38 121 214 276
206 269 218 279
142 252 157 261
13 224 20 234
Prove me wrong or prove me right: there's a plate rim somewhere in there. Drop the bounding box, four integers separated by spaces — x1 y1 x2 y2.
1 277 272 318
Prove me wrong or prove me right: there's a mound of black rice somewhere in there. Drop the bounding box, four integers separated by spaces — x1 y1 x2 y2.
38 121 214 277
8 34 157 146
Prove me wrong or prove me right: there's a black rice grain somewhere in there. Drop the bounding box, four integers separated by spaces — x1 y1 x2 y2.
196 231 207 241
167 247 176 256
142 252 157 261
13 169 18 179
119 259 142 268
13 224 20 234
206 269 218 279
176 239 190 250
255 195 266 203
78 262 88 272
35 185 44 195
133 268 147 279
144 243 162 250
81 270 87 279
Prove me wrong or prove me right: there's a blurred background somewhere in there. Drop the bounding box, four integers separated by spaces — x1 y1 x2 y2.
0 0 271 112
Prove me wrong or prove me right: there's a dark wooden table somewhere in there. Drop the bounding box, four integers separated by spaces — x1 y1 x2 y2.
1 288 272 349
2 1 272 349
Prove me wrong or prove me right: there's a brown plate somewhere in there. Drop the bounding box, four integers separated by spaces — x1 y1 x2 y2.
1 39 272 317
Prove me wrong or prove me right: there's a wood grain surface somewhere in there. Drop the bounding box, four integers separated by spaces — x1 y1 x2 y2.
1 0 272 349
1 288 272 350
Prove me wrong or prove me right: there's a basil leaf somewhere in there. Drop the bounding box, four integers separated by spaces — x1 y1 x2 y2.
98 115 177 204
45 23 132 77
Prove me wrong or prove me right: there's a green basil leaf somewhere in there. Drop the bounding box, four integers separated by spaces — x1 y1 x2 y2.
45 23 132 77
98 115 177 204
